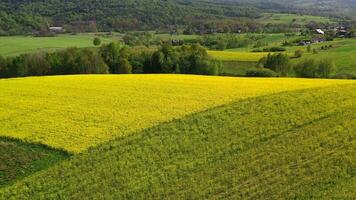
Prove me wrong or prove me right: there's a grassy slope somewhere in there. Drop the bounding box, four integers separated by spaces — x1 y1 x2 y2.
0 35 114 57
1 84 355 199
220 61 258 76
258 13 334 25
1 33 354 75
208 50 271 62
0 75 350 153
0 138 69 187
293 39 356 75
213 37 356 76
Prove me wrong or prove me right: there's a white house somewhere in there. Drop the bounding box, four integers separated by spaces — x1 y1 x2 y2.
315 29 325 35
49 27 64 32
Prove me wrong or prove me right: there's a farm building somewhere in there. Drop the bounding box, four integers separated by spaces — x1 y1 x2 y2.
311 37 325 43
315 29 325 34
49 27 64 33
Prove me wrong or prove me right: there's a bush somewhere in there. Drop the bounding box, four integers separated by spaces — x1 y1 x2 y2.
23 53 51 76
318 59 335 78
246 68 277 77
263 53 291 76
0 56 11 78
93 38 102 46
117 58 132 74
100 42 132 74
203 34 252 50
264 47 286 52
294 49 304 58
294 58 335 78
307 45 311 53
195 60 220 75
294 59 319 78
252 47 286 52
49 48 108 74
331 73 356 79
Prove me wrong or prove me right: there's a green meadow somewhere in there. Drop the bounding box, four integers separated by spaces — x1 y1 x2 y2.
210 36 356 76
0 34 114 57
1 33 355 76
258 13 335 25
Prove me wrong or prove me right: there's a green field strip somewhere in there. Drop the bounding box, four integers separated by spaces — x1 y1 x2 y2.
0 137 70 188
0 35 114 57
1 84 354 199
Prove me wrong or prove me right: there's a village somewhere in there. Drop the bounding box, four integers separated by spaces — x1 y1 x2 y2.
299 25 355 45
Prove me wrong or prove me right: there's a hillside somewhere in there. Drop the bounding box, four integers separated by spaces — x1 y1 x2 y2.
1 82 355 199
0 0 259 35
1 0 354 35
220 0 356 17
0 35 114 57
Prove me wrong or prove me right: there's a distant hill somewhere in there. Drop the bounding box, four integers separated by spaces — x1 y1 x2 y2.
0 0 354 35
217 0 356 17
0 0 259 35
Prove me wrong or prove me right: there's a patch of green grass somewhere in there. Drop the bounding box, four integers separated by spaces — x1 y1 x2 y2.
1 84 355 199
289 39 356 75
155 34 200 40
0 137 70 187
258 13 335 25
0 34 114 57
208 50 270 62
220 61 258 76
215 37 356 76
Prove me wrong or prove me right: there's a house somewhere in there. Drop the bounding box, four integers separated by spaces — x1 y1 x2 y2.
171 39 184 46
311 37 325 43
49 27 64 33
299 40 311 46
315 29 325 35
337 30 348 38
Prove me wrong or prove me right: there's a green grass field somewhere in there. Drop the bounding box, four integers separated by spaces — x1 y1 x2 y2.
1 33 354 76
258 13 335 25
0 34 114 57
0 77 354 199
211 37 356 76
219 61 258 76
208 50 270 62
295 39 356 75
0 137 69 187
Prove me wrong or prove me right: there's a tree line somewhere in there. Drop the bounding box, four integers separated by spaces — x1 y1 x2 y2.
0 43 221 78
251 53 338 78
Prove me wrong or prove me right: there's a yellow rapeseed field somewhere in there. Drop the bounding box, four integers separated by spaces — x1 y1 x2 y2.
208 50 269 61
0 74 352 153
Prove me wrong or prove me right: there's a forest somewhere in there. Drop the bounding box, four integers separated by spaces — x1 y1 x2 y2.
1 0 355 35
0 0 260 35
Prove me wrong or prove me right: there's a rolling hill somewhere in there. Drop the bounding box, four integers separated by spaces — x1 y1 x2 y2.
2 0 354 35
0 0 259 34
0 77 354 199
0 75 350 153
219 0 356 17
